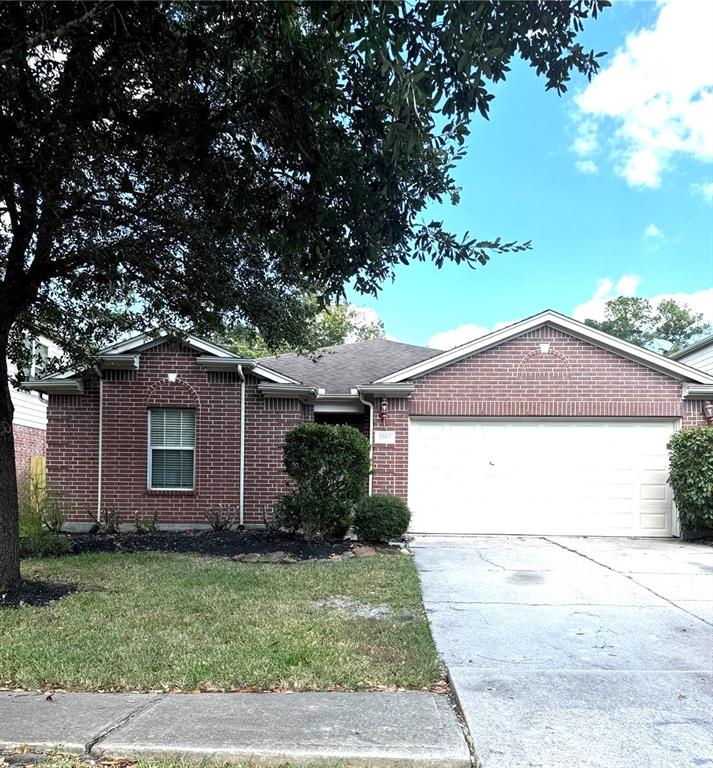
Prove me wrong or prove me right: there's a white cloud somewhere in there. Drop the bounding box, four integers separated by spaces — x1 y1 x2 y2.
692 181 713 202
427 320 514 350
571 0 713 188
575 159 599 175
572 275 713 325
644 223 664 238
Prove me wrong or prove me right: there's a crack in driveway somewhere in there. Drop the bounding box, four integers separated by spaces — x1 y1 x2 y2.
542 537 713 629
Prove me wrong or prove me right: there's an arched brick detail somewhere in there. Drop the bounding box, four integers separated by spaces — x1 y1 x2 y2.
146 378 201 409
516 346 571 380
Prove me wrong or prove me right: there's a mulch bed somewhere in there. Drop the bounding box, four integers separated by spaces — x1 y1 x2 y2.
0 579 77 609
65 529 356 560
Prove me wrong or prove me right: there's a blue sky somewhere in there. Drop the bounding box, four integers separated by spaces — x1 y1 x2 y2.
347 0 713 349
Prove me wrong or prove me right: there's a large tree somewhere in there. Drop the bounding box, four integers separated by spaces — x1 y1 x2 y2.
585 297 710 355
0 1 608 591
216 299 384 358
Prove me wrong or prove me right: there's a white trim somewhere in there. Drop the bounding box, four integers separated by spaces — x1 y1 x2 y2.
356 384 415 398
97 354 140 370
375 310 713 385
147 408 196 491
257 383 318 401
250 364 301 385
671 334 713 360
20 379 84 394
101 333 239 358
682 384 713 399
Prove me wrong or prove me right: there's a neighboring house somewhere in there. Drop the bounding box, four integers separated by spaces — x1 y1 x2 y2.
671 333 713 375
23 310 713 537
9 336 61 487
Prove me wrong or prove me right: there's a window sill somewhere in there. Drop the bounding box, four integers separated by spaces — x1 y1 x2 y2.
146 488 196 495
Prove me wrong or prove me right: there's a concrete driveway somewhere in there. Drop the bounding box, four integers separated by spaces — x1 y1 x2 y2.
412 536 713 768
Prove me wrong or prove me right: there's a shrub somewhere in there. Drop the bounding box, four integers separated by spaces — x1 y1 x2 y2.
135 512 160 534
18 491 71 558
668 427 713 530
353 494 411 543
277 423 370 540
204 505 236 531
20 529 71 558
98 506 121 534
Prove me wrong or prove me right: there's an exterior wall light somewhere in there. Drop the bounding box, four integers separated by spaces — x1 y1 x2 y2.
539 343 550 354
167 373 177 383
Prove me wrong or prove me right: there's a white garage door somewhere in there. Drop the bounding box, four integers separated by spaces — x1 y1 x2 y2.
408 419 677 537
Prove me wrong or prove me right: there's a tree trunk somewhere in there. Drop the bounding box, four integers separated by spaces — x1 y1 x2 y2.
0 342 21 593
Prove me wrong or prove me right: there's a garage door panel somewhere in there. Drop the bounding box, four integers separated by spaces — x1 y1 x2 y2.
408 419 676 537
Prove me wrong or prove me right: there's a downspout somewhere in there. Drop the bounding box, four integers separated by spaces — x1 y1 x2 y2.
96 375 103 522
238 364 246 527
358 390 374 496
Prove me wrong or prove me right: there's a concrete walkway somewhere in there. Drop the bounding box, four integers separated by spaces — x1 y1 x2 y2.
413 535 713 768
0 690 470 767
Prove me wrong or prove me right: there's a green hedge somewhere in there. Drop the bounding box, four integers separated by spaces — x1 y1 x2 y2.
353 494 411 543
667 426 713 530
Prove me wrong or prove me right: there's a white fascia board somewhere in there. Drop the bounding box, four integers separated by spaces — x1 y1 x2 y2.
100 333 238 358
671 334 713 360
97 354 140 370
250 364 302 385
21 379 84 394
196 356 255 372
258 383 317 401
357 384 415 398
375 310 713 385
682 384 713 399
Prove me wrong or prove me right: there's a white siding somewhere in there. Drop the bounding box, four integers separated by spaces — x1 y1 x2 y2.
7 336 63 431
678 342 713 375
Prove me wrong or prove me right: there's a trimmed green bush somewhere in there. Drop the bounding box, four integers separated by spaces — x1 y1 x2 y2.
276 423 370 540
668 426 713 530
353 493 411 543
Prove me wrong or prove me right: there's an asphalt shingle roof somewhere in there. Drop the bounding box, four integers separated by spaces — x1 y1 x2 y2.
257 338 440 394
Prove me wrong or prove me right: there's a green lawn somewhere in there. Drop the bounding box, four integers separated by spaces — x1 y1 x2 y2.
0 552 440 692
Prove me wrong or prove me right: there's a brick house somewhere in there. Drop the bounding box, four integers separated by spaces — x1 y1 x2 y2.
23 310 713 537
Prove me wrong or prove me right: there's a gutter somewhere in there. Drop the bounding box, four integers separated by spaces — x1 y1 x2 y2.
357 391 374 496
238 364 246 528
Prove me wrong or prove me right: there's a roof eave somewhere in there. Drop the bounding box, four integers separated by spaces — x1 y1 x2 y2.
21 379 84 394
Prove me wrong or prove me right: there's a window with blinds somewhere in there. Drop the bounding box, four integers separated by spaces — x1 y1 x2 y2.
148 408 195 490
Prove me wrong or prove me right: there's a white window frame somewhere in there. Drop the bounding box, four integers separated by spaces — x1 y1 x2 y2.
147 408 196 491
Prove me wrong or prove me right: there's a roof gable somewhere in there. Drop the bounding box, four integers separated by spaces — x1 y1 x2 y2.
375 310 713 385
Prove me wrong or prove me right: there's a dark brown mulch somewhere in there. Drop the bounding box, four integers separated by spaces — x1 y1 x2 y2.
0 579 77 609
66 529 353 561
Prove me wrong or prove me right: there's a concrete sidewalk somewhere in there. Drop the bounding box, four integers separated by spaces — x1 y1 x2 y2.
0 690 470 767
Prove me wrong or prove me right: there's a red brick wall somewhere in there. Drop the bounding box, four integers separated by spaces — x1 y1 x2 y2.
47 345 312 525
371 326 705 500
47 386 100 520
13 423 46 489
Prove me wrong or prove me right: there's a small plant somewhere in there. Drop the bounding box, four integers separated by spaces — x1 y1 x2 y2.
135 511 160 534
668 427 713 530
204 505 236 532
353 494 411 543
277 423 370 540
17 481 71 558
20 529 71 558
98 506 121 534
